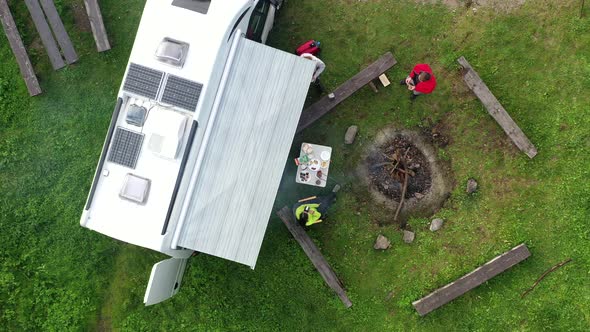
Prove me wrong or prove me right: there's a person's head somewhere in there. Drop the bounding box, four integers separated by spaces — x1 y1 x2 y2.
418 71 431 82
298 207 310 225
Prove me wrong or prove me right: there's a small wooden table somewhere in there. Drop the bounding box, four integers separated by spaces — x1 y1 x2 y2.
295 142 332 188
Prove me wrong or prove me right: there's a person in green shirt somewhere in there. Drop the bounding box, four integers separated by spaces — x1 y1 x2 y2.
295 203 323 226
293 185 340 227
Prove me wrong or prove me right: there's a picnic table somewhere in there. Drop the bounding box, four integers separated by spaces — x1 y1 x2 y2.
295 142 332 188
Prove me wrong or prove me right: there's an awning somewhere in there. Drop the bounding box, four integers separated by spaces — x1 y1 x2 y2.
175 38 315 267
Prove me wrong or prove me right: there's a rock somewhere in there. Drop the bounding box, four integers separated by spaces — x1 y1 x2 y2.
430 218 444 231
374 234 391 250
385 291 395 301
466 178 478 194
344 125 359 144
414 192 424 199
403 230 415 244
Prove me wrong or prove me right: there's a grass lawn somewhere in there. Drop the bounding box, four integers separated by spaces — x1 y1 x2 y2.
1 0 589 331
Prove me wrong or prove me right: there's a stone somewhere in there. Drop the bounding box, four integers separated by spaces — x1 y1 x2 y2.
414 192 424 199
344 125 359 144
385 291 395 301
403 230 415 244
466 178 478 194
430 218 444 231
374 234 391 250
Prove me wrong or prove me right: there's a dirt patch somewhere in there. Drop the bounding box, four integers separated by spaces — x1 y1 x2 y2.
29 38 45 55
416 0 526 12
72 3 92 33
358 128 453 223
422 118 453 148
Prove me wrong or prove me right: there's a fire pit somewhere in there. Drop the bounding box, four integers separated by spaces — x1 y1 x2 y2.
358 128 453 223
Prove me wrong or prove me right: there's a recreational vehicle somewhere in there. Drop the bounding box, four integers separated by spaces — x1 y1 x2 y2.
80 0 314 305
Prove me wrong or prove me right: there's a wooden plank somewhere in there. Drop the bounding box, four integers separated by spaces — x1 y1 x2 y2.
296 52 397 133
412 244 531 316
277 206 353 308
39 0 78 64
24 0 65 70
458 56 538 158
84 0 110 52
0 0 41 96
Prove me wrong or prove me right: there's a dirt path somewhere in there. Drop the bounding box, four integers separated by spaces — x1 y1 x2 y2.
416 0 526 12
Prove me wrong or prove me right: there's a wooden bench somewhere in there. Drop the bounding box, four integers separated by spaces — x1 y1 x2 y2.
39 0 78 64
25 0 65 70
0 0 41 96
276 206 352 308
84 0 110 52
296 52 397 133
412 243 531 316
458 56 537 158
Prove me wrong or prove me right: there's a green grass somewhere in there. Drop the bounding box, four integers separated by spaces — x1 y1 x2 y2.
1 0 589 331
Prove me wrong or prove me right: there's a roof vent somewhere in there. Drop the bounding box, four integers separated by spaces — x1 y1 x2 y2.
155 38 189 68
119 173 151 204
172 0 211 14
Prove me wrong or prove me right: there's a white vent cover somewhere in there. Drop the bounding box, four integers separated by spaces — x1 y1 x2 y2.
119 174 151 204
155 38 189 68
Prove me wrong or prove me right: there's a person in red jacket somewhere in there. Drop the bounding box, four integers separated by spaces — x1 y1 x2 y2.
400 64 436 100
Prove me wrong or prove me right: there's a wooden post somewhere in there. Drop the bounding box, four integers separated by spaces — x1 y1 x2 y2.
276 206 353 308
458 56 538 158
296 52 397 133
412 244 531 316
84 0 111 52
368 81 379 93
39 0 78 64
24 0 65 70
0 0 41 96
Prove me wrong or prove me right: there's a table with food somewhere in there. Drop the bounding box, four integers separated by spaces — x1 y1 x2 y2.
295 143 332 187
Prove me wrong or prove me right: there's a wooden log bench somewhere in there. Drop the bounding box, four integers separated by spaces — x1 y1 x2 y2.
412 243 531 316
296 52 397 133
276 206 353 308
39 0 78 64
84 0 110 52
25 0 65 70
0 0 41 96
458 56 537 158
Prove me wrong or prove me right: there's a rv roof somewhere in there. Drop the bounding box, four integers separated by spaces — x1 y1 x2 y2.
83 0 253 252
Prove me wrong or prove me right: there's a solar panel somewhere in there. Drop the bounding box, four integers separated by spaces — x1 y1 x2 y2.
108 127 144 169
160 75 203 111
123 63 164 100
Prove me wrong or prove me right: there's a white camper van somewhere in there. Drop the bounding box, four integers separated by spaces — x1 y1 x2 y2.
81 0 313 305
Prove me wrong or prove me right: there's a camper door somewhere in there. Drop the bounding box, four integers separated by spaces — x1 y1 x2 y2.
144 257 188 306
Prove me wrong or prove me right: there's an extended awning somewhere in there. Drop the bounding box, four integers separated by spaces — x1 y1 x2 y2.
173 38 315 267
